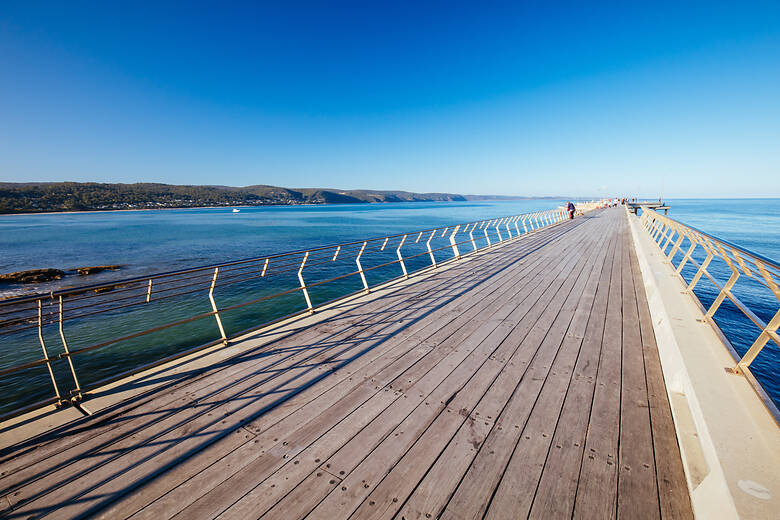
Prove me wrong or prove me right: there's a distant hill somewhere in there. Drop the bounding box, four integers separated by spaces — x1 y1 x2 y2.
0 182 557 214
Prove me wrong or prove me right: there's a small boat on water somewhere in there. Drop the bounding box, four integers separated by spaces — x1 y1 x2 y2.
232 208 240 213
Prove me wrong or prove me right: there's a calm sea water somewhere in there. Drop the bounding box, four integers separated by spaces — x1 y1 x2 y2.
0 200 566 297
0 199 778 415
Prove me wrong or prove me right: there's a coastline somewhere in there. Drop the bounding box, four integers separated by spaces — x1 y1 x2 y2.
0 197 561 217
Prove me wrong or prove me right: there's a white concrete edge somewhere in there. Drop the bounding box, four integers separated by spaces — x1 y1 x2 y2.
627 210 738 519
627 209 780 519
0 216 570 449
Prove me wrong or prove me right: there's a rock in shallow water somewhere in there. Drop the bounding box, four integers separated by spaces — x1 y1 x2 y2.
76 265 122 276
0 268 66 284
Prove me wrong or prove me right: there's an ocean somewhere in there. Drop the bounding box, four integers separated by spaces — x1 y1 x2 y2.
0 198 778 415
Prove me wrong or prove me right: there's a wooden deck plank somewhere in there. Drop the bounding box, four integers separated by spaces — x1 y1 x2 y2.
121 223 590 520
439 215 610 520
628 228 694 520
393 217 617 520
6 229 556 515
353 223 616 520
617 222 660 519
189 225 599 520
306 223 604 518
483 216 616 519
572 214 625 520
232 222 603 520
525 217 617 519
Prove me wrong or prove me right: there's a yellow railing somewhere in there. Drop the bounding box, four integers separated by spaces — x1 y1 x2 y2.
639 207 780 405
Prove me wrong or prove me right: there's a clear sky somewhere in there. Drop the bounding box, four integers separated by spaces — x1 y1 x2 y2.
1 2 778 198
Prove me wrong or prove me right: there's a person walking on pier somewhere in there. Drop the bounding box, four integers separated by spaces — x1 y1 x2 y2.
566 201 576 219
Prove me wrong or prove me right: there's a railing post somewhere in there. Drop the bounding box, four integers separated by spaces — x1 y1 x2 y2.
505 219 512 239
58 296 82 401
735 260 780 373
704 244 740 317
661 223 677 253
736 307 780 374
659 224 674 250
397 235 408 279
356 242 369 291
667 230 686 263
522 217 528 233
650 218 662 239
514 216 521 235
209 267 228 344
649 219 660 240
426 231 437 267
38 300 63 405
653 221 666 242
450 225 461 258
298 251 314 312
640 211 649 227
495 219 504 242
484 222 492 247
676 239 698 273
146 279 153 302
470 224 477 251
261 258 269 276
687 244 714 292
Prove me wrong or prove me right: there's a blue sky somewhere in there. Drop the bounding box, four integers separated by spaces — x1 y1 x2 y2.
1 2 778 198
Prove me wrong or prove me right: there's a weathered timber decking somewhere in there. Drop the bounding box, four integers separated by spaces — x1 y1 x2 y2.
0 208 693 519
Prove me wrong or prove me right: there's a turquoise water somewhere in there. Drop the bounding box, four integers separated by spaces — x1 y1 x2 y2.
0 199 778 415
0 200 565 297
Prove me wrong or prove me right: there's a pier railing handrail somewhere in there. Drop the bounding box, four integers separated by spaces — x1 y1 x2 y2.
639 206 780 406
0 205 596 421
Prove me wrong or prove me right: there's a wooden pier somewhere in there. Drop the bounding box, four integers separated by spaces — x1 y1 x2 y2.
0 208 693 519
626 201 669 215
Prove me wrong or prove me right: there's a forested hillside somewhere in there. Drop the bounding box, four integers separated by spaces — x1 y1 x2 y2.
0 182 481 214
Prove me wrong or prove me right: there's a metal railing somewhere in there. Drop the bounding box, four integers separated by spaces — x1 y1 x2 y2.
0 207 572 420
639 207 780 406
